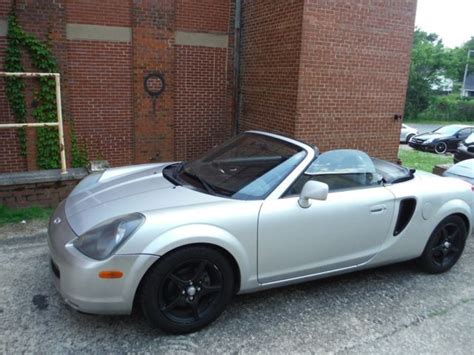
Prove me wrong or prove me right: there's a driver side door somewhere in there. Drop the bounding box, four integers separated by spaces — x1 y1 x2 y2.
257 186 395 283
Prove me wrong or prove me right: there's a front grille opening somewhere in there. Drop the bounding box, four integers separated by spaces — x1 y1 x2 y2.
51 259 60 279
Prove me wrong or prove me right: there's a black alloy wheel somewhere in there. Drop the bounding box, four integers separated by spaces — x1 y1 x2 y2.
417 215 467 274
434 142 448 154
141 246 234 334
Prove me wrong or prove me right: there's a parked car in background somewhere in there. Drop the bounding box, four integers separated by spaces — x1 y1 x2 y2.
400 124 418 143
409 125 474 154
48 131 473 334
454 133 474 163
443 159 474 185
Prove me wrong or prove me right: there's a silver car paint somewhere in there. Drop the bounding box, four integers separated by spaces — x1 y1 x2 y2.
443 159 474 185
400 124 418 143
48 131 473 315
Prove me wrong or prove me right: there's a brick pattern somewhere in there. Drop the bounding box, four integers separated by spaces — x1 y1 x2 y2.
66 41 133 165
175 45 232 159
0 35 28 173
239 0 304 137
66 0 131 27
0 180 79 208
176 0 231 33
294 0 417 161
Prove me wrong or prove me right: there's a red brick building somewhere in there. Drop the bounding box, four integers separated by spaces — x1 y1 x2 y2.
0 0 417 174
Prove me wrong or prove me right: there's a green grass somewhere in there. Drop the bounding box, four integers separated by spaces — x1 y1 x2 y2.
398 148 452 172
0 204 53 226
403 118 470 125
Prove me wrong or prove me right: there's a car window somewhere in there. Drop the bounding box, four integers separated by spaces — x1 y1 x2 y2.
459 128 471 138
284 150 382 196
180 133 306 200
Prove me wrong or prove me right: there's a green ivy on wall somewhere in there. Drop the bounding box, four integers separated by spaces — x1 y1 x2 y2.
4 13 88 169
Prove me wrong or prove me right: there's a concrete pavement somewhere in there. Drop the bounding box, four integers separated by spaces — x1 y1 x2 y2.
1 233 474 354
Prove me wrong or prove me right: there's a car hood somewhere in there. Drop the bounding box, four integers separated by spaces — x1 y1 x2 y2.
414 132 446 141
443 159 474 184
65 163 223 235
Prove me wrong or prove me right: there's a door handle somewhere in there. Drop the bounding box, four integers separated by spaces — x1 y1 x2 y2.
370 205 387 213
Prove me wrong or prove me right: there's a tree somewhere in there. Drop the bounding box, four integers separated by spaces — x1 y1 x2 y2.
404 29 450 119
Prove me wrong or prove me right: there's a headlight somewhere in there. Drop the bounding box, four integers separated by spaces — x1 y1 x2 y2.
423 138 435 144
73 213 145 260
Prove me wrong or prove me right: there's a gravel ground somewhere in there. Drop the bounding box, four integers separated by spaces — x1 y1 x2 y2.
1 231 474 354
0 219 48 241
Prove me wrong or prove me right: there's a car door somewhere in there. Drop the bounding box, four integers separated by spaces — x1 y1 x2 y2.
257 150 395 284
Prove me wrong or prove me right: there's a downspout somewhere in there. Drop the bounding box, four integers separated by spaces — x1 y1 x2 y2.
233 0 242 134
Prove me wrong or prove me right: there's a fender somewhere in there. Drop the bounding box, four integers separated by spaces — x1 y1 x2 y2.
140 223 256 291
432 198 472 232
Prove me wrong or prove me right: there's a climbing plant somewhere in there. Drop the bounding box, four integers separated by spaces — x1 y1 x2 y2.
4 12 88 169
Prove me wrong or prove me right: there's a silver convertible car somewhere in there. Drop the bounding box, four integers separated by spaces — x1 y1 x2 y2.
48 131 473 333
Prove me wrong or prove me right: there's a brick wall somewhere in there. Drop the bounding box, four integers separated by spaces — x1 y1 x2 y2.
239 0 304 136
239 0 417 162
174 0 234 160
0 0 416 180
0 180 79 208
294 0 417 161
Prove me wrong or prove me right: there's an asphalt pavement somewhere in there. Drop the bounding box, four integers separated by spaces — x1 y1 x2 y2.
1 233 474 354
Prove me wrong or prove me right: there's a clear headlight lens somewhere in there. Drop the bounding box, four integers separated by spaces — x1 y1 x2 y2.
73 213 145 260
423 138 434 144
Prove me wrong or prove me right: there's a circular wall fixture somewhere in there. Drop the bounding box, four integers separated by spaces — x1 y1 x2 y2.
144 72 165 97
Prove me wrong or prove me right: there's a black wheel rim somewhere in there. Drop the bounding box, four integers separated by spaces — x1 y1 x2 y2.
435 142 447 154
431 222 463 267
158 259 223 324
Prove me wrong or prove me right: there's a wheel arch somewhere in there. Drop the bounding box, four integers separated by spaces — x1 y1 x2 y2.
132 242 242 312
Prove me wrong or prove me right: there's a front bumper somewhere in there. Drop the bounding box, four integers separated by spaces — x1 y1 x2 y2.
408 141 435 152
47 201 159 315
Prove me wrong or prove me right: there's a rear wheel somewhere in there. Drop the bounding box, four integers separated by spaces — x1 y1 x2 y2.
417 215 467 274
140 246 234 334
406 134 415 144
434 142 448 154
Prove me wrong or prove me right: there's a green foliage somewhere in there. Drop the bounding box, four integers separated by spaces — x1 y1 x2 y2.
418 94 474 122
4 15 27 154
4 13 88 169
4 13 59 168
71 126 88 168
404 30 451 119
0 204 53 226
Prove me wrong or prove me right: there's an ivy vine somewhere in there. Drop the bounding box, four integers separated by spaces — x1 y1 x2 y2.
4 13 88 169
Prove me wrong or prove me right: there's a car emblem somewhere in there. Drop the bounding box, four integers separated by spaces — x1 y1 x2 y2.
53 217 62 225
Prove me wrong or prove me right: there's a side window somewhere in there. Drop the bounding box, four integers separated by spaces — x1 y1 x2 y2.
459 129 471 138
285 150 382 196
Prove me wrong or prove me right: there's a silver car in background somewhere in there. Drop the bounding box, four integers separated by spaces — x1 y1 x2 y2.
400 123 418 143
48 131 473 334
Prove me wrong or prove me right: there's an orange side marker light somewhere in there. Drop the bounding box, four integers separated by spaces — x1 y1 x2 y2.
99 270 124 279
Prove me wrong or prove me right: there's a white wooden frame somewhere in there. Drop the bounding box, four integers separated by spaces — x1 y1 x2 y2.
0 72 67 174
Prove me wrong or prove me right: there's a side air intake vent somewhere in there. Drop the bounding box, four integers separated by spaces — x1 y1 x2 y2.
394 198 417 236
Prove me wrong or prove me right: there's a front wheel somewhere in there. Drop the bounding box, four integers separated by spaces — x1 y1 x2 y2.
417 215 467 274
434 141 448 154
140 246 234 334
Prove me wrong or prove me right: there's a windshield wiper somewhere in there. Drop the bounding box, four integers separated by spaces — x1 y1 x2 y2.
182 167 217 195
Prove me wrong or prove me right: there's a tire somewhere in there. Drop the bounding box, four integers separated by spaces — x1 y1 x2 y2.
406 134 415 144
417 215 467 274
434 141 448 154
140 246 234 334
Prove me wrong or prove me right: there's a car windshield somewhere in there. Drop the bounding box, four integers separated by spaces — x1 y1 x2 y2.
432 125 464 136
177 133 306 200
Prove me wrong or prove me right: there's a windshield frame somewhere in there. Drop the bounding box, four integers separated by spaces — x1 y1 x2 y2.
170 131 316 201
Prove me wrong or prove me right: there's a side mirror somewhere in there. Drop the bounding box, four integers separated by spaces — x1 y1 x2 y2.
298 180 329 208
